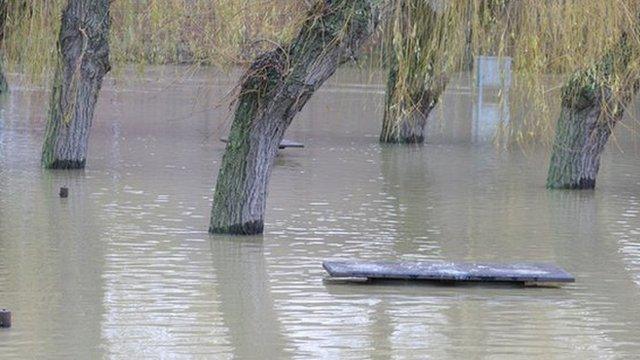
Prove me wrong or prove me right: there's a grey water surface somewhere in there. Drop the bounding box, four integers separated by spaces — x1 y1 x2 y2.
1 66 639 359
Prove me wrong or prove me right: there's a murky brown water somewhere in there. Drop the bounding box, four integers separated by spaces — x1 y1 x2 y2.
1 66 640 359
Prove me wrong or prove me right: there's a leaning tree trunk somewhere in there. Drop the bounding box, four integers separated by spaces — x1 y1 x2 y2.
546 34 638 189
379 0 448 144
0 0 9 93
41 0 111 169
210 0 383 235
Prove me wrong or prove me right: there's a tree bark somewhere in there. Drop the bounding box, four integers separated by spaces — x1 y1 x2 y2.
41 0 111 169
546 34 639 189
209 0 383 235
379 0 448 144
0 0 9 93
546 105 614 189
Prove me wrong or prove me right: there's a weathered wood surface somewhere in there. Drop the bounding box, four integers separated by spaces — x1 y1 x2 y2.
323 261 575 284
220 137 304 149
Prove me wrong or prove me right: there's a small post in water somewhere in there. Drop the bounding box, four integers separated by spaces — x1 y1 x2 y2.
0 309 11 328
59 187 69 198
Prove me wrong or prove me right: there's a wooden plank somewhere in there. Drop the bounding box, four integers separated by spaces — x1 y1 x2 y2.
323 261 575 285
220 137 304 149
277 139 304 149
323 276 369 284
524 281 565 288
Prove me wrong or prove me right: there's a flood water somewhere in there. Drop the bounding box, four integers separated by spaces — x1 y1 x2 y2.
1 66 640 359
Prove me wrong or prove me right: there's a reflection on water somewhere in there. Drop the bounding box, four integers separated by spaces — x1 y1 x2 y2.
0 66 639 358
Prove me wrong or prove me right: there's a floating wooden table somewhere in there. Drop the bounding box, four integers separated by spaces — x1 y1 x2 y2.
323 261 575 287
220 138 304 149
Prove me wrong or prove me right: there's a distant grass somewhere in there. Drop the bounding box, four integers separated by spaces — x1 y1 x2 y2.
3 0 307 81
110 0 307 66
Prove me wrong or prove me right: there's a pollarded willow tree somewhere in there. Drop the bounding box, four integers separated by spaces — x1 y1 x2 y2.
380 0 454 144
546 32 640 189
210 0 385 235
41 0 111 169
430 0 639 189
379 0 513 144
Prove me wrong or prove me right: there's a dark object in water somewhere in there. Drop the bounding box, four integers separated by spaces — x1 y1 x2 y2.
0 309 11 328
220 137 304 149
323 260 575 287
59 187 69 198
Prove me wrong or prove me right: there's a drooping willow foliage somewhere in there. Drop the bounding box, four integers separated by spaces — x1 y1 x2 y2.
379 0 469 143
3 0 640 145
3 1 64 82
383 0 640 146
491 0 640 146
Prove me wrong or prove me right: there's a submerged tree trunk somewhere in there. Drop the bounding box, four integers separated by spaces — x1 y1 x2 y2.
546 105 615 189
210 0 383 235
379 0 448 144
547 34 639 189
0 0 9 93
41 0 111 169
380 57 447 143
